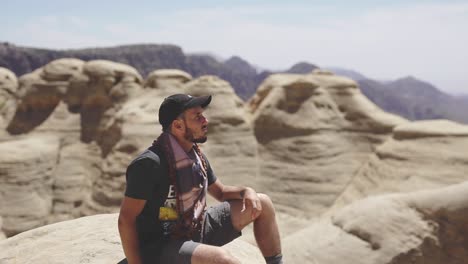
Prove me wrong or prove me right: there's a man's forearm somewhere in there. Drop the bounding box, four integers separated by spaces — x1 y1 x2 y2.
220 185 252 201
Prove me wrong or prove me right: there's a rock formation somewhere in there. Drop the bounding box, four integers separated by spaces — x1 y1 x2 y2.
0 58 144 235
283 181 468 264
0 213 265 264
333 120 468 209
1 59 468 263
113 71 257 188
2 181 468 264
184 75 257 187
0 217 5 240
0 136 60 236
0 60 259 235
0 67 18 133
248 71 407 217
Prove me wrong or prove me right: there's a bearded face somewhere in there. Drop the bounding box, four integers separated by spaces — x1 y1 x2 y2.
183 121 208 143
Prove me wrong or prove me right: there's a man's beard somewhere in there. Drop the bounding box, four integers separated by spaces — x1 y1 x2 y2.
184 126 207 143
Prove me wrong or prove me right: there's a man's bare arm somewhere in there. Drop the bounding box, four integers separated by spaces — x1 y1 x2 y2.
208 180 262 219
118 196 146 264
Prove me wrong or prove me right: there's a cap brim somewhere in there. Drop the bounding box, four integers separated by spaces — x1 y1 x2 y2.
184 95 212 109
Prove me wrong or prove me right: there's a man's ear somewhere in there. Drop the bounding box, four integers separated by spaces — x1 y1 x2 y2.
172 119 184 131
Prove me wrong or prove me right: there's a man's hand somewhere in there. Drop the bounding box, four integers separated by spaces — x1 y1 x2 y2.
208 181 263 219
241 187 262 220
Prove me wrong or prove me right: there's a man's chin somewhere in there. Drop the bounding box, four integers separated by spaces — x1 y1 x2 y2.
193 136 207 143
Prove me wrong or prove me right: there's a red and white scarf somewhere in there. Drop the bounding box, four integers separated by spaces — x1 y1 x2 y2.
154 132 208 238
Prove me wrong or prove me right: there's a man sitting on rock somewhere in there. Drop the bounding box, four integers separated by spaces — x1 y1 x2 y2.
118 94 283 264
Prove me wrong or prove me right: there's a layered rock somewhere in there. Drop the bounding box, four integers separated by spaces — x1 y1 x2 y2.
80 69 258 214
145 69 192 89
0 214 264 264
333 120 468 208
248 71 407 217
2 59 468 264
0 59 145 234
115 68 192 148
0 136 60 236
184 75 257 187
50 142 101 222
2 179 467 264
6 58 143 153
113 72 257 190
62 60 144 214
73 60 143 155
0 68 18 132
85 69 195 214
284 181 468 264
0 217 5 240
6 60 75 134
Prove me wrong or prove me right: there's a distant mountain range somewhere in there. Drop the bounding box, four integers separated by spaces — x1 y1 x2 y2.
328 68 468 124
1 42 466 124
0 42 316 100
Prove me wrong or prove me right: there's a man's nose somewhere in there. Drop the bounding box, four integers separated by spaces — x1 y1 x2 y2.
202 115 208 125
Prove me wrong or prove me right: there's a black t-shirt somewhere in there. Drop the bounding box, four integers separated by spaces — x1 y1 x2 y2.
124 144 217 247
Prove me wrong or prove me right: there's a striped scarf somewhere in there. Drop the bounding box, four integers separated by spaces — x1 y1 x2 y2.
153 132 208 239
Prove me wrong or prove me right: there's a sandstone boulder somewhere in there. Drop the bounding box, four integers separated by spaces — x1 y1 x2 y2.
2 60 467 264
6 59 144 155
0 217 5 240
333 120 468 208
50 142 101 222
0 67 18 94
75 60 143 155
394 119 468 139
0 68 18 131
111 73 257 196
185 75 258 187
96 73 258 216
41 58 84 82
248 72 407 217
145 69 192 89
6 68 63 134
3 181 468 264
0 59 146 234
34 101 81 136
115 67 190 147
0 135 60 236
0 213 264 264
284 181 468 264
89 69 193 214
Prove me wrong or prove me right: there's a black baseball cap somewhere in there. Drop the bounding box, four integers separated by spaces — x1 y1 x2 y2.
159 94 212 130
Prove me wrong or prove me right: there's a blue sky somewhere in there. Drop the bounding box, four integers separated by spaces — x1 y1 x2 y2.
2 0 468 94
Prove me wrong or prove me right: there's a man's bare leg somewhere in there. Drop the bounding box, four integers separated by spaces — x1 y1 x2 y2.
191 244 240 264
229 193 282 258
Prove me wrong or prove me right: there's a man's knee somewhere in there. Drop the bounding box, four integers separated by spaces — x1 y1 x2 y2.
258 193 275 212
215 248 241 264
192 245 240 264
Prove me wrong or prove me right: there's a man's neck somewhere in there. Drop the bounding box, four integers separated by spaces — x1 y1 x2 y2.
169 132 193 153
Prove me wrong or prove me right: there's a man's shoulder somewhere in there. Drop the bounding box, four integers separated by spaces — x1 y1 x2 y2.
129 146 163 167
200 152 212 166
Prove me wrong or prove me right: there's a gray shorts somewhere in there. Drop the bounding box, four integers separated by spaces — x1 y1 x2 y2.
141 201 241 264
